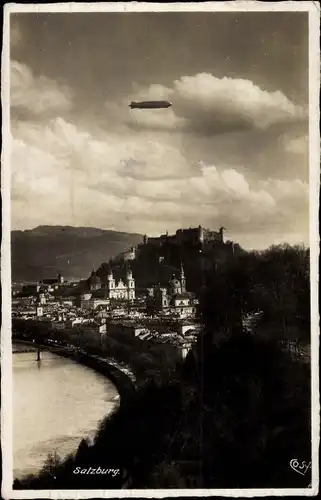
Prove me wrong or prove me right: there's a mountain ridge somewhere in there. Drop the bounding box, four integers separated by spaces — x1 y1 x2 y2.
11 226 144 282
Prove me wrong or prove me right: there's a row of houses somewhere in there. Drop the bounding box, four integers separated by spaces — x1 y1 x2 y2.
16 312 200 359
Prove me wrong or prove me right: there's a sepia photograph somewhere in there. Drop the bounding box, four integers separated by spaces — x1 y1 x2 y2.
1 2 320 498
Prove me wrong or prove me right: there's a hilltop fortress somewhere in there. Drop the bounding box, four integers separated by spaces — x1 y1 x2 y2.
98 225 240 295
144 225 226 247
114 225 231 265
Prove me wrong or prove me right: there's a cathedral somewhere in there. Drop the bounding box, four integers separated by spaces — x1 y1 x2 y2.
87 267 135 301
106 267 135 300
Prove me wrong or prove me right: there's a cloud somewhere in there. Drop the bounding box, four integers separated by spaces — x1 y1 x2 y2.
127 73 307 135
284 135 308 155
11 116 309 249
11 19 23 48
9 58 309 250
11 61 73 119
118 141 196 180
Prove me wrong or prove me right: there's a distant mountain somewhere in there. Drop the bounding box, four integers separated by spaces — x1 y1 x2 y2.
11 226 144 282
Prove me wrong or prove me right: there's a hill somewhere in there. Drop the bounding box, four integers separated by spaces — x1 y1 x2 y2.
97 236 242 294
11 226 144 282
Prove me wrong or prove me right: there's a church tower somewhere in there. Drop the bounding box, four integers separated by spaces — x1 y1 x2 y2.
126 266 135 300
169 274 181 295
154 286 169 310
160 288 168 308
89 266 101 291
180 262 186 293
107 268 116 298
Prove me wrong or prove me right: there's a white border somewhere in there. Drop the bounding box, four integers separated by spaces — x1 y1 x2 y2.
1 2 320 499
308 1 321 496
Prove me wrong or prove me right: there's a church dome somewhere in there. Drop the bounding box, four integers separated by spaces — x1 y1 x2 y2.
170 276 181 288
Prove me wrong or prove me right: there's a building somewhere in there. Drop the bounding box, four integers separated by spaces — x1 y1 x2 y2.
12 283 23 297
80 290 110 310
80 321 106 336
143 225 226 248
147 263 198 318
87 268 101 291
21 282 41 295
40 273 65 289
16 304 42 318
60 298 76 307
107 319 150 338
82 266 136 308
37 304 44 317
86 266 136 300
38 292 47 305
72 321 106 347
106 267 136 300
114 246 137 263
146 331 197 359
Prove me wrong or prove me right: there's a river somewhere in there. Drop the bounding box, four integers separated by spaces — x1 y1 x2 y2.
13 345 119 480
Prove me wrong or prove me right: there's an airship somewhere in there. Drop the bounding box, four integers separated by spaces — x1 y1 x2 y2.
129 100 172 109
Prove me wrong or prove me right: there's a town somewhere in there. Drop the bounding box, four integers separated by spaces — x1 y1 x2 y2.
12 225 232 360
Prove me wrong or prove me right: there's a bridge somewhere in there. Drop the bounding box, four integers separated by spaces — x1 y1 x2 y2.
13 347 36 354
13 343 42 360
13 338 87 362
12 336 137 397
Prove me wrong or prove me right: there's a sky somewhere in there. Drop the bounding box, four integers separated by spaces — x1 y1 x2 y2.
10 10 310 249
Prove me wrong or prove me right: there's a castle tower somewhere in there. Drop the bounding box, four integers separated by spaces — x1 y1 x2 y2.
219 226 226 243
57 272 64 284
180 262 186 293
126 266 135 300
198 225 204 244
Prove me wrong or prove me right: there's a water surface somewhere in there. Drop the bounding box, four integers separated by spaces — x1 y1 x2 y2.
13 346 118 479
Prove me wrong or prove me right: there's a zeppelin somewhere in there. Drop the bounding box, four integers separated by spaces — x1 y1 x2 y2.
129 100 172 109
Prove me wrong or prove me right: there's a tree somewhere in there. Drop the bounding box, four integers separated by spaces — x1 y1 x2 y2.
41 451 61 478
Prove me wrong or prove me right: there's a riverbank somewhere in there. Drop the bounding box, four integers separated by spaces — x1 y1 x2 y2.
13 338 136 405
58 350 136 403
13 347 120 482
